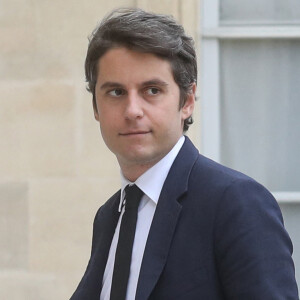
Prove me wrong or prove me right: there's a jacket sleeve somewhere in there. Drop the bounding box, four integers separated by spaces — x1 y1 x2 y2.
69 207 103 300
214 179 299 300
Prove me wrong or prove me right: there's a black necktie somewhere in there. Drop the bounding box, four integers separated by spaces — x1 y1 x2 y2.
110 184 144 300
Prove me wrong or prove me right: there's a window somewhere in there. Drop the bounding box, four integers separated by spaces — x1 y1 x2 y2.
200 0 300 283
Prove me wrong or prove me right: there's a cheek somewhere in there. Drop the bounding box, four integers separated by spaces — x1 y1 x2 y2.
98 111 121 136
98 103 114 121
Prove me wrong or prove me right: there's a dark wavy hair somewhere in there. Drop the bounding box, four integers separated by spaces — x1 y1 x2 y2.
85 8 197 131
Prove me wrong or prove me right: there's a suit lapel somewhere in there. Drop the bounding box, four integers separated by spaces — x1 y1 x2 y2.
83 191 121 298
135 137 199 300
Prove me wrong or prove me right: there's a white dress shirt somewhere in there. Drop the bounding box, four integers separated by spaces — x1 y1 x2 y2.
100 136 185 300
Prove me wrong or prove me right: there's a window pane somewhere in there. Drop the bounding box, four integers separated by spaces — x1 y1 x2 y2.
279 203 300 284
220 0 300 25
220 40 300 192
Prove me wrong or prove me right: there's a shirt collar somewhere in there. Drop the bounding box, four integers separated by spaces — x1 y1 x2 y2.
119 136 185 212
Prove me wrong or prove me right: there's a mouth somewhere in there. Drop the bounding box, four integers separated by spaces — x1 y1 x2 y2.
119 131 151 136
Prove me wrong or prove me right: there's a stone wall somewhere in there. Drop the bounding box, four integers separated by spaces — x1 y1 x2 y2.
0 0 200 299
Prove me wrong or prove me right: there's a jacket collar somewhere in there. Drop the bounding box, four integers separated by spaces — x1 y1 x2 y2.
80 190 121 299
135 136 199 300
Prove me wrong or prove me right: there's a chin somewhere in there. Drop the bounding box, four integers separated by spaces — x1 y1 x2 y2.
120 150 155 164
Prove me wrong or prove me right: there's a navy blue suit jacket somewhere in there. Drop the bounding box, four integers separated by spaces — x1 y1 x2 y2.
70 137 298 299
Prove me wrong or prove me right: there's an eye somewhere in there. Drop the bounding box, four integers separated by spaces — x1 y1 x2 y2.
145 87 160 96
108 88 125 97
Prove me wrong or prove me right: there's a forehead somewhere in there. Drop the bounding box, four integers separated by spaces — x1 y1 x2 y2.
96 47 175 83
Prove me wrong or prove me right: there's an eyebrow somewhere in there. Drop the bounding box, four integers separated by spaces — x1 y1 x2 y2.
99 79 169 90
100 82 124 90
140 79 169 88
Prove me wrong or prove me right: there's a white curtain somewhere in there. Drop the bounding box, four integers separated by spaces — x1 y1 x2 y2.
219 40 300 192
220 0 300 25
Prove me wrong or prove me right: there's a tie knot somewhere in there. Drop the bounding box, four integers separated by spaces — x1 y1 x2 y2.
124 184 143 210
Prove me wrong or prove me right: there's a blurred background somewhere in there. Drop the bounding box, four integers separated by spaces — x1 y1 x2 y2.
0 0 299 299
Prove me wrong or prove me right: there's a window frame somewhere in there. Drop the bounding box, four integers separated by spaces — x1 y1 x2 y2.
199 0 300 203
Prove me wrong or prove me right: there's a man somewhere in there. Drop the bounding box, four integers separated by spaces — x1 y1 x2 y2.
71 8 298 300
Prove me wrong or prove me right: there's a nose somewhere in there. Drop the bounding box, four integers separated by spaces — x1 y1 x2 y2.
124 91 144 120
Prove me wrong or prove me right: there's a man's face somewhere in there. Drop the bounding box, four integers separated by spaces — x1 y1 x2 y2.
94 47 195 179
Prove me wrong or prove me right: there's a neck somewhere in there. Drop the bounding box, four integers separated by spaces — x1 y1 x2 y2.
120 162 156 182
118 136 184 182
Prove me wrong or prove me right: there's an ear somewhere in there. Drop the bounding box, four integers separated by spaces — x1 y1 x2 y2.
93 96 100 121
181 83 196 120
